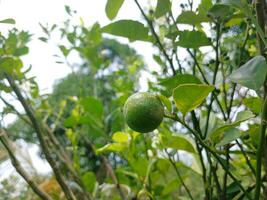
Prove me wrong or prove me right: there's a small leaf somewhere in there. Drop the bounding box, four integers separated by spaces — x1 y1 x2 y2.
112 132 130 143
208 4 232 21
155 0 171 18
102 20 149 42
229 55 267 91
243 97 262 114
160 133 195 153
177 11 210 25
0 18 15 24
96 143 126 154
0 57 23 74
176 30 211 49
173 84 214 115
209 111 254 145
216 128 240 147
105 0 125 20
82 172 96 193
157 94 172 112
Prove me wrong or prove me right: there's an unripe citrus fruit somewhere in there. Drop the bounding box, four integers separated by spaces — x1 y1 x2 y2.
123 92 164 133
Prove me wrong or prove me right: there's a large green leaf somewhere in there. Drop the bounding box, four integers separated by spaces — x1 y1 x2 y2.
209 111 254 145
229 55 267 91
105 0 125 20
160 133 195 153
173 84 214 115
102 20 149 42
177 11 210 25
158 74 202 97
155 0 171 18
176 30 211 49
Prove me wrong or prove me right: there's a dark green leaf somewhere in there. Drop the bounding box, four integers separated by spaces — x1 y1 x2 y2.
176 30 211 49
173 84 214 115
177 11 210 25
102 20 149 42
229 56 267 90
14 47 29 56
208 4 231 21
155 0 171 18
105 0 125 20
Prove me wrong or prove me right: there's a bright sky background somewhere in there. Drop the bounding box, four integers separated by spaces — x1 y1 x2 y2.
0 0 198 182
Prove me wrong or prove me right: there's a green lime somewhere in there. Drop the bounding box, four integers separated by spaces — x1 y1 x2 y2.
123 92 164 133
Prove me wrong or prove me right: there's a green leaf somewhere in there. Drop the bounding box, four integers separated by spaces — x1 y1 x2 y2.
209 111 254 145
0 18 15 24
112 132 130 143
177 11 210 25
155 0 171 18
96 143 126 154
176 30 211 49
160 133 195 153
105 0 125 20
82 172 96 193
243 97 262 114
216 128 240 147
158 74 202 97
229 56 267 91
102 20 149 42
157 94 172 112
59 45 70 57
208 4 231 21
173 84 214 115
0 57 23 74
14 47 29 56
80 97 103 119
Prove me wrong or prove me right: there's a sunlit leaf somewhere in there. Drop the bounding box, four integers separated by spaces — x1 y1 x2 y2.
105 0 125 20
112 132 130 143
173 84 214 115
159 74 202 97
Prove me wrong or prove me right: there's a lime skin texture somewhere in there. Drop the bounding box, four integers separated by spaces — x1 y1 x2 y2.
123 92 164 133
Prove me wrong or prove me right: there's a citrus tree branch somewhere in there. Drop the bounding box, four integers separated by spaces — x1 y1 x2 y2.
134 0 176 75
4 73 77 200
254 0 267 198
0 130 52 200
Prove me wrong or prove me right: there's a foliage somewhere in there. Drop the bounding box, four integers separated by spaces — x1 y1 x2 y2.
0 0 267 200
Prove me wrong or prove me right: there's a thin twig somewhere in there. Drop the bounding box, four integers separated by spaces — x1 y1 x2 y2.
0 130 52 200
